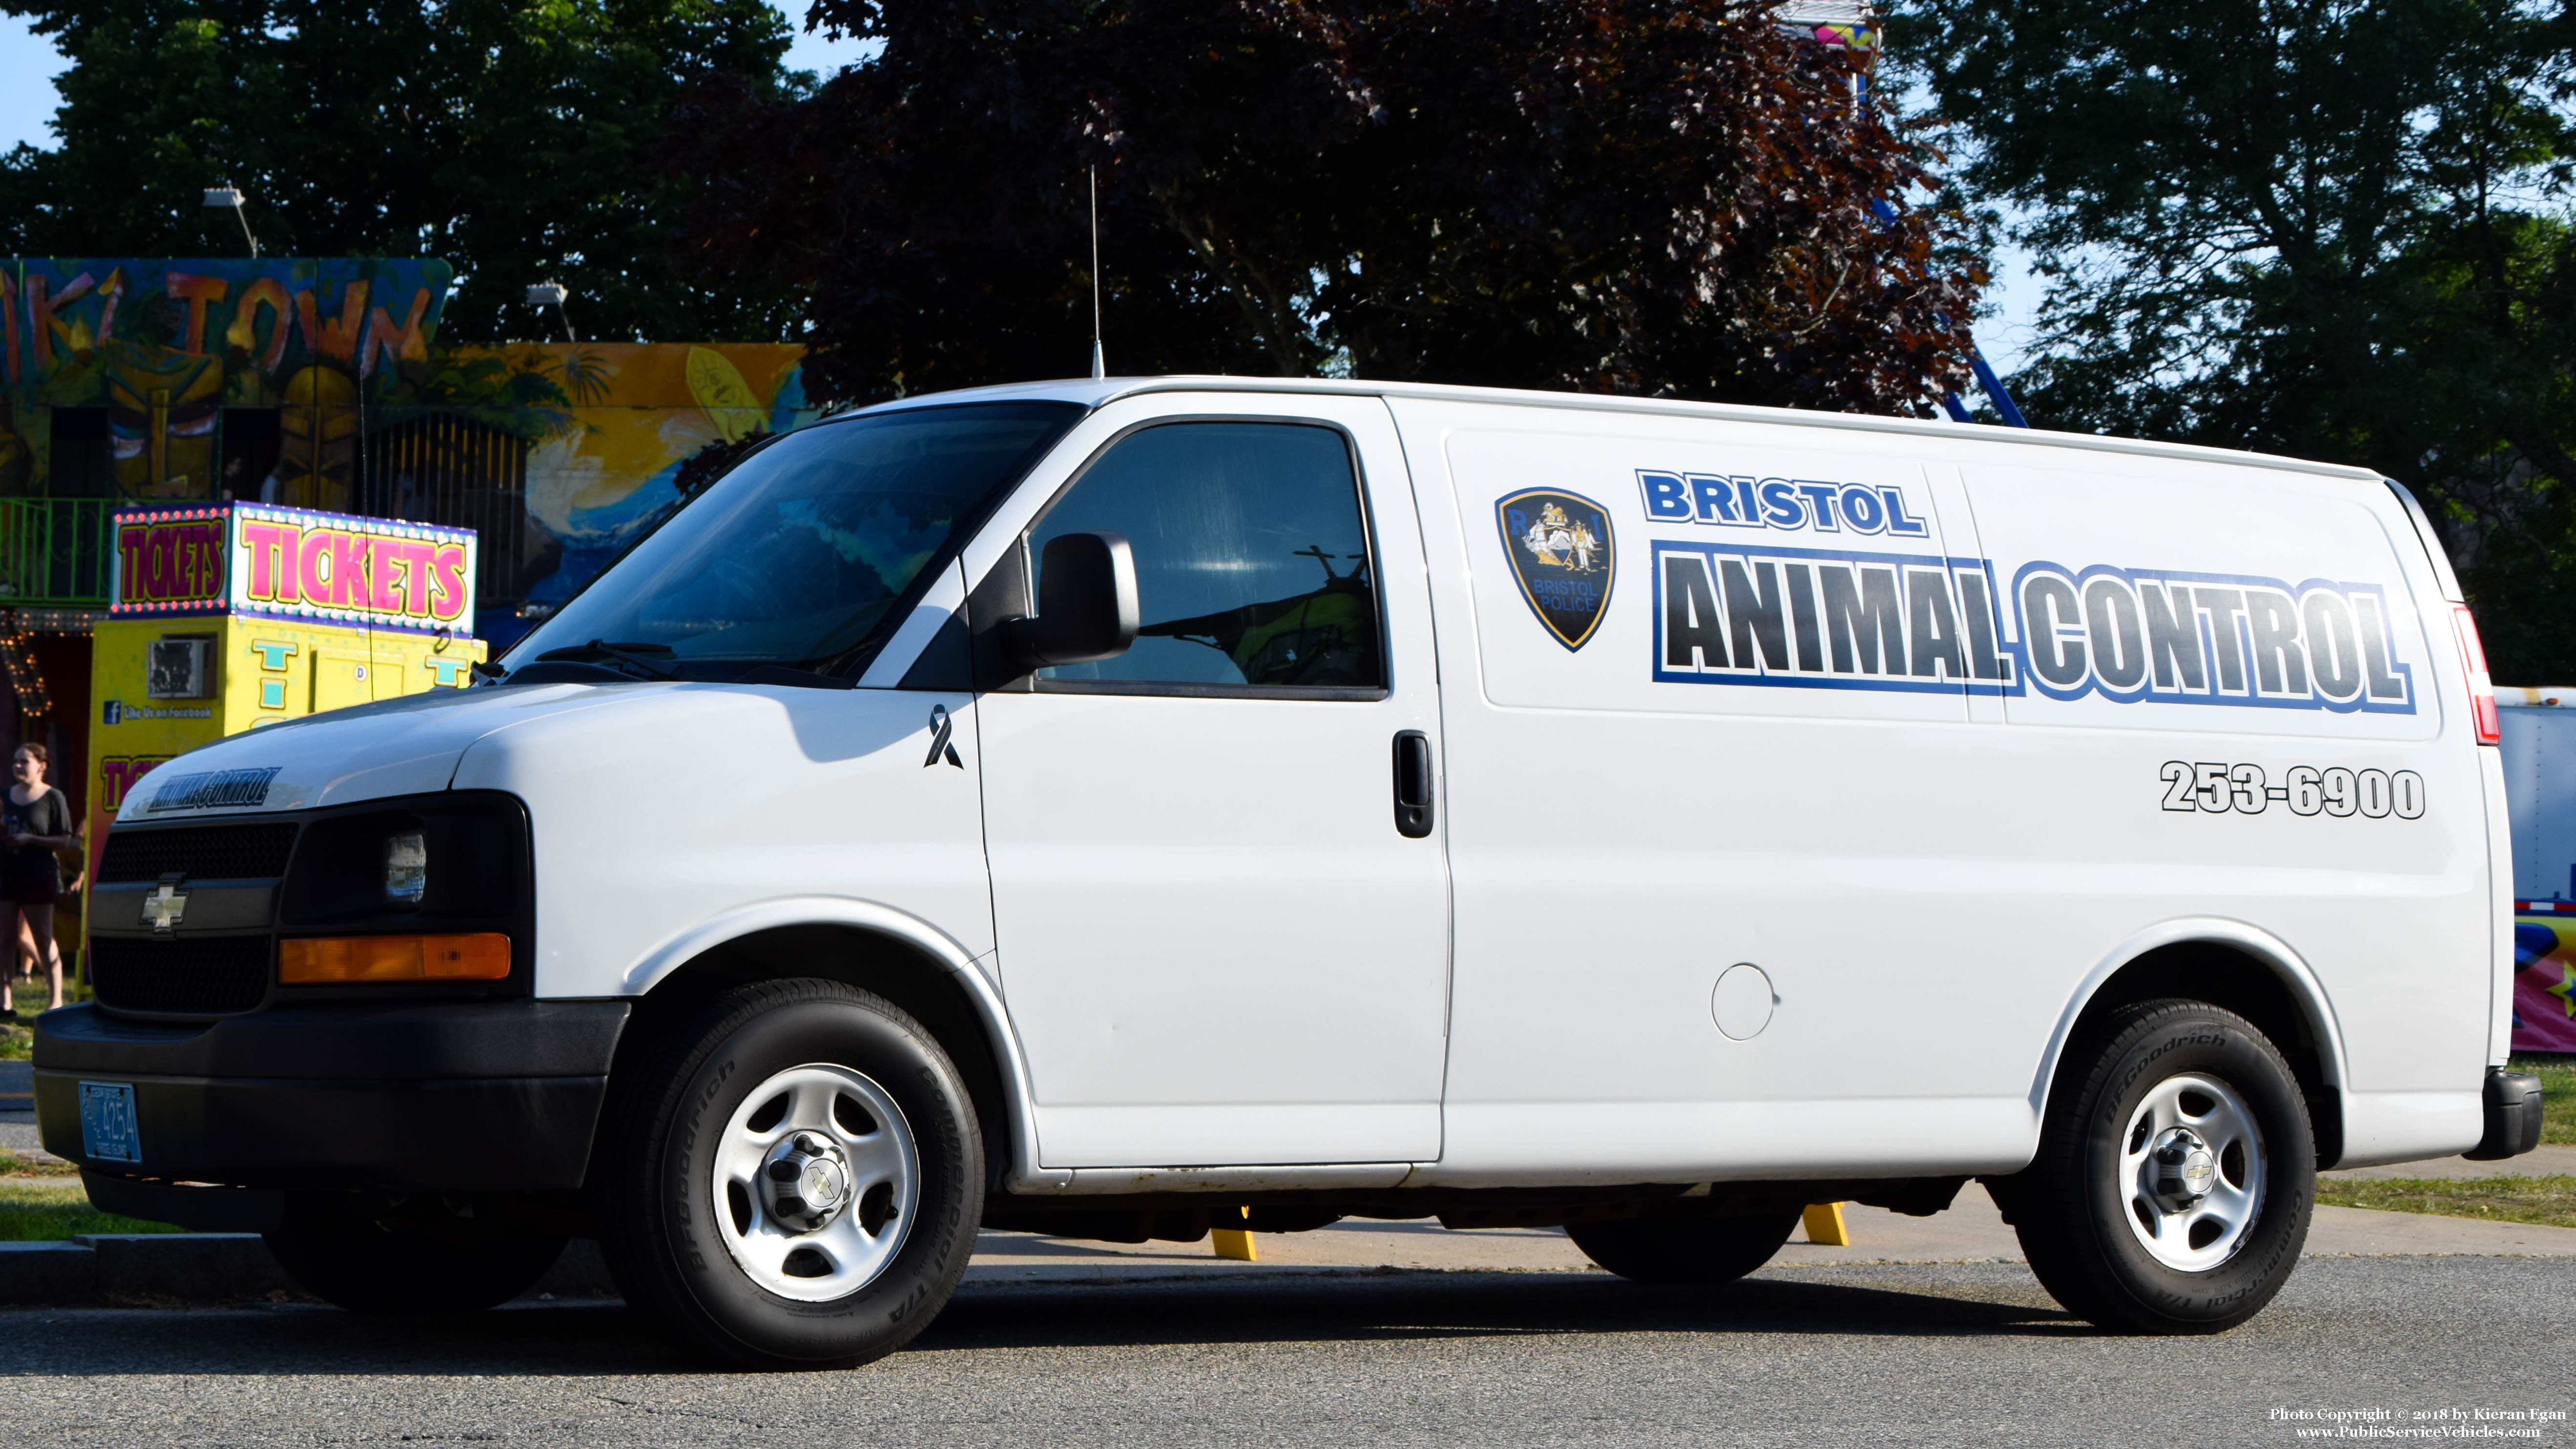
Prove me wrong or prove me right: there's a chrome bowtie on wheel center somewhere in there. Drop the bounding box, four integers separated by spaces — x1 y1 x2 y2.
713 1063 920 1302
764 1132 853 1232
2148 1127 2219 1210
2119 1072 2266 1273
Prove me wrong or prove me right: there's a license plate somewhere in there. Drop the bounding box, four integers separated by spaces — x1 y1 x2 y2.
78 1081 141 1164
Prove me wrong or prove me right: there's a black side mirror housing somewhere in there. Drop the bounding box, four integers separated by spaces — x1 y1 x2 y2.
1004 531 1139 668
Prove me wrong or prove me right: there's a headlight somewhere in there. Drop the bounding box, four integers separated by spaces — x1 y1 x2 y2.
384 831 428 907
278 792 527 927
274 791 531 995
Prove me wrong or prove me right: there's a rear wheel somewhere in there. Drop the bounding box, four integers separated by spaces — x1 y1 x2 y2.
1999 999 2314 1334
593 979 983 1369
1567 1210 1803 1285
264 1196 565 1313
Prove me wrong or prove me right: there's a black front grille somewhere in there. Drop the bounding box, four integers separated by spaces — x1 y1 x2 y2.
90 936 272 1015
99 824 298 883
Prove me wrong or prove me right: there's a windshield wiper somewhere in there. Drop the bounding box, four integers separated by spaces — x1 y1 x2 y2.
532 639 680 681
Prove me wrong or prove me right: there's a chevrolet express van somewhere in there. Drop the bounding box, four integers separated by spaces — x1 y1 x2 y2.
37 378 2546 1365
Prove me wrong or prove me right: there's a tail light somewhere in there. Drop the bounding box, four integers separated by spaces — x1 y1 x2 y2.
2452 604 2500 746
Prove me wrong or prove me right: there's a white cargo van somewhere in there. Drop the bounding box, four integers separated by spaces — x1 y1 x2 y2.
38 378 2546 1364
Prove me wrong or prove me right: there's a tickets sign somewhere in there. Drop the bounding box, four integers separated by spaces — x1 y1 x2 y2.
111 508 230 615
110 503 477 637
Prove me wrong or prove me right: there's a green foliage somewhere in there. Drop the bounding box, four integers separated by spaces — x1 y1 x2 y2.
0 1180 183 1238
1897 0 2576 679
667 0 1986 412
2510 1053 2576 1145
0 0 813 345
2314 1173 2576 1229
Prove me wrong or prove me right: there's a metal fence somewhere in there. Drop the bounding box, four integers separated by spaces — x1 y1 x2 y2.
357 410 532 608
0 497 117 607
0 413 534 612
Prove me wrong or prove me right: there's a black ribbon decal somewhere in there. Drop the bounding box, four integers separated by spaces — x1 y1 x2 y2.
924 703 964 769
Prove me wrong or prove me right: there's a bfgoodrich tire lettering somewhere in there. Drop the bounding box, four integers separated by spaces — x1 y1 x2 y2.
594 979 983 1368
1998 999 2315 1334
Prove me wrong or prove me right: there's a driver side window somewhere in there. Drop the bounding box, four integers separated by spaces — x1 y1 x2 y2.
1029 422 1383 691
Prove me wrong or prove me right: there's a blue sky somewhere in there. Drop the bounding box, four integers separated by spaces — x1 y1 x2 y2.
1976 241 2044 378
0 15 2047 379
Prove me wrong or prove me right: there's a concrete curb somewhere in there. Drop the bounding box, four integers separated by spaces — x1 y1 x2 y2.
0 1235 619 1308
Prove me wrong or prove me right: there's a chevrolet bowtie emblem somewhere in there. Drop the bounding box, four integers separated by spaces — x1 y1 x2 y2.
142 876 189 934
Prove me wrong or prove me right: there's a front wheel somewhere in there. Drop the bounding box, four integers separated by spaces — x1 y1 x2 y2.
593 979 984 1369
1567 1209 1803 1285
1999 999 2315 1334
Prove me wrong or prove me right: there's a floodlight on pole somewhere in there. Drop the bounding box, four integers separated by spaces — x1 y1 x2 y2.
201 184 260 257
526 281 578 342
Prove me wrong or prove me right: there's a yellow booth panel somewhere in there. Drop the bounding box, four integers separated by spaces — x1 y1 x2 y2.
312 647 372 714
89 616 488 852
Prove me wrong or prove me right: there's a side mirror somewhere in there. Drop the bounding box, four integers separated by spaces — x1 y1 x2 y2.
1005 531 1139 668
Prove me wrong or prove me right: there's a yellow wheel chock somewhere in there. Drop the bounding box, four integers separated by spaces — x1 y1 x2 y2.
1801 1201 1852 1246
1212 1205 1258 1260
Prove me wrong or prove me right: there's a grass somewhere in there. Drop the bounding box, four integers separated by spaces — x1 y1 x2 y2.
0 1151 75 1178
2315 1174 2576 1230
2509 1054 2576 1146
0 1179 183 1240
4 976 39 1059
7 969 94 1056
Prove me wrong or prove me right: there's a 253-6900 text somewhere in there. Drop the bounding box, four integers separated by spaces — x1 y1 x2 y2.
2158 761 2426 819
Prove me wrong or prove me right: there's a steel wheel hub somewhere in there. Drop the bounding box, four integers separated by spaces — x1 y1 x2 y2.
2117 1071 2266 1273
2148 1125 2219 1209
765 1132 853 1232
712 1063 919 1302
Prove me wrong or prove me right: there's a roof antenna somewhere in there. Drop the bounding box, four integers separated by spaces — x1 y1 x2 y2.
1088 165 1105 380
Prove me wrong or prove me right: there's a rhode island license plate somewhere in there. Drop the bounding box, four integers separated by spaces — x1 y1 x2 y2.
78 1081 141 1164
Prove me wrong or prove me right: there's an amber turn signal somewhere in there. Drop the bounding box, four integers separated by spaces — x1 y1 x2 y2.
279 933 511 984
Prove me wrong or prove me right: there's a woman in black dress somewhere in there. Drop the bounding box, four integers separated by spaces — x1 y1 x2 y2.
3 743 78 1013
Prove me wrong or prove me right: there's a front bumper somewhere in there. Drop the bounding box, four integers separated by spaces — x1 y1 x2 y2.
34 1000 630 1195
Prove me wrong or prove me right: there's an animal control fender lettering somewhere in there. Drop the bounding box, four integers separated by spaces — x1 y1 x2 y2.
1647 537 2422 715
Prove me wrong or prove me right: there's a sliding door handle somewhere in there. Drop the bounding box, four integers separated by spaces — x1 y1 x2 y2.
1393 729 1435 838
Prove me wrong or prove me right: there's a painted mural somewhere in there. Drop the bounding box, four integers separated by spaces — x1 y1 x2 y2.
461 342 815 640
0 255 817 853
0 258 453 501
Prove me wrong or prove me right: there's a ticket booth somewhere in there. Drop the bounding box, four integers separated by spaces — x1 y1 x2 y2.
87 503 488 857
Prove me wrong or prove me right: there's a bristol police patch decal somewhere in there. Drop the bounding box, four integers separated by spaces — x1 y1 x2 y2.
1498 489 1615 651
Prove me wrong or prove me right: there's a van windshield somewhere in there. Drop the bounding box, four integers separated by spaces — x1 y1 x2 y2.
505 402 1082 676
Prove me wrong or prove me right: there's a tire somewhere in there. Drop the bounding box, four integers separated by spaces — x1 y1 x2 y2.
264 1198 566 1313
1566 1209 1803 1285
592 979 983 1369
1999 998 2315 1334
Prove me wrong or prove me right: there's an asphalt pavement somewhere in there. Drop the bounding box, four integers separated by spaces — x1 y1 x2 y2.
0 1257 2567 1447
6 1052 2573 1443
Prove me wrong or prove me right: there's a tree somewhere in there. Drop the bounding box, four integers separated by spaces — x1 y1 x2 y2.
1898 0 2576 677
0 0 809 343
665 0 1986 412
